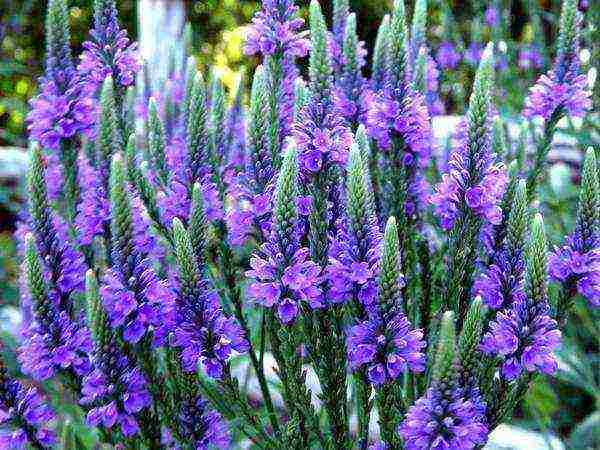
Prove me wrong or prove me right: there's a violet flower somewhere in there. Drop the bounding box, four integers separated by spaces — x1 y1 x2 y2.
399 383 488 450
480 299 561 379
177 396 230 449
78 0 140 93
81 349 152 437
347 312 426 385
171 277 248 379
431 120 508 231
100 260 175 346
0 365 57 449
518 45 544 70
436 41 461 70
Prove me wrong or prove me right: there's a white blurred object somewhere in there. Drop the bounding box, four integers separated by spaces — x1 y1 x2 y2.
485 424 565 450
138 0 186 85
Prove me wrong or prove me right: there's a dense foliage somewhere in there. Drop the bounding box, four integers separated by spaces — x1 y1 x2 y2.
0 0 598 448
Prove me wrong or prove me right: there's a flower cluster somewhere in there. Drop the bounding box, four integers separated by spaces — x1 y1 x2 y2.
172 278 248 378
177 396 230 449
474 250 526 311
399 383 488 450
347 312 426 385
81 351 152 437
100 261 175 346
431 121 508 231
77 0 140 92
481 299 561 379
247 245 323 323
0 371 57 449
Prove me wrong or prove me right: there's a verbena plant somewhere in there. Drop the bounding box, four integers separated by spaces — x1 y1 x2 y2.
1 0 597 449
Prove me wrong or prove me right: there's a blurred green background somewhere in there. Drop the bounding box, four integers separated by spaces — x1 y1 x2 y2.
0 1 598 448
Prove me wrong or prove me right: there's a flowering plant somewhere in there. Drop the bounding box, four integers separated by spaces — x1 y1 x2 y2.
1 0 597 448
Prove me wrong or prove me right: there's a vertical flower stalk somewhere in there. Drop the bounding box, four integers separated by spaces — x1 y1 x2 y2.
81 270 154 440
400 311 488 450
27 0 95 221
523 0 591 200
19 145 91 383
550 148 600 315
347 217 426 448
474 180 528 312
431 43 507 323
481 214 561 380
246 147 323 444
245 0 309 147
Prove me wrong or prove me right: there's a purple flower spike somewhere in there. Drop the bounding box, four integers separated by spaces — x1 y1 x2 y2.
247 245 323 324
550 244 600 308
436 41 461 70
172 280 248 379
481 299 561 380
0 370 57 449
245 0 309 60
81 350 152 438
101 262 175 346
76 156 110 245
327 218 381 310
78 0 140 93
347 312 426 385
178 396 230 449
431 120 508 231
27 78 97 150
399 384 488 450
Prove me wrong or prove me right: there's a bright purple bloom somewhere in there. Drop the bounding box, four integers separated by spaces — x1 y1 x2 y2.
19 311 92 381
27 78 96 150
77 0 140 93
177 396 230 449
81 350 152 438
474 250 526 311
0 372 57 449
366 88 433 216
101 262 175 346
76 156 110 245
523 19 591 121
327 216 381 310
550 241 600 308
245 0 309 60
431 120 508 231
245 0 309 142
347 312 426 385
481 298 561 380
246 245 323 323
294 102 353 177
436 41 461 70
464 42 483 66
399 384 488 450
523 70 591 120
171 276 248 379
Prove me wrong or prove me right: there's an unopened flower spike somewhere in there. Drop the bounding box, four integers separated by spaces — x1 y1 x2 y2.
371 15 390 92
410 0 428 59
210 74 227 171
400 311 488 450
308 0 333 104
482 213 561 380
97 76 123 173
147 97 169 186
187 72 210 183
550 148 600 310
